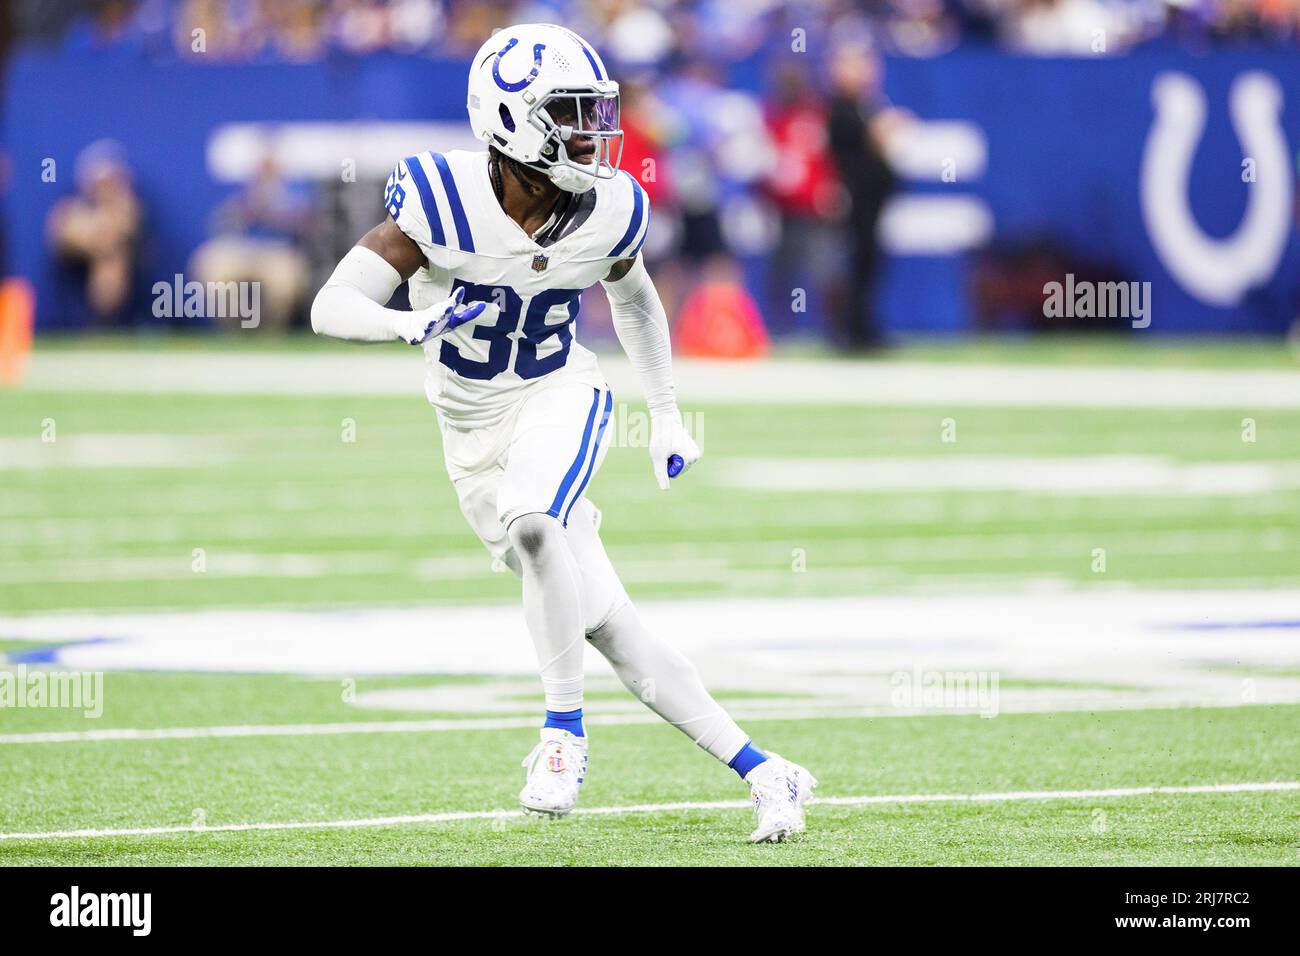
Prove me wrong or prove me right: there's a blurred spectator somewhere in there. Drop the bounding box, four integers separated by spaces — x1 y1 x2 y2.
882 0 962 56
445 0 516 57
46 140 143 323
333 0 390 55
653 55 776 335
657 58 731 270
190 154 312 331
826 43 897 351
388 0 443 53
762 61 842 330
605 1 675 66
618 78 678 214
60 0 147 56
264 0 328 62
617 76 682 277
1005 0 1144 54
174 0 240 59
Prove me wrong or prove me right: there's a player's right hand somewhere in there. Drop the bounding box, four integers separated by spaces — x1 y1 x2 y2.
398 287 490 345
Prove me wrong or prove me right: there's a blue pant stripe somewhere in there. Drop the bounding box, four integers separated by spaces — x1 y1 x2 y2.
546 387 601 520
563 389 613 526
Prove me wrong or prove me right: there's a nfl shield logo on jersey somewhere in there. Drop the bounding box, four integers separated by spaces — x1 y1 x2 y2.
531 253 549 272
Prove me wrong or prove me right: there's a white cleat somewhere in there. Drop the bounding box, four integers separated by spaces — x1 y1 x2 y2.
518 728 588 818
745 754 817 844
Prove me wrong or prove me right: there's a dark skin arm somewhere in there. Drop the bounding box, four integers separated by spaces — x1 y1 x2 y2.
357 216 426 281
605 256 636 282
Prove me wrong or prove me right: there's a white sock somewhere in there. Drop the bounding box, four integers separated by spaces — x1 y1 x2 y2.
509 513 585 712
588 603 749 764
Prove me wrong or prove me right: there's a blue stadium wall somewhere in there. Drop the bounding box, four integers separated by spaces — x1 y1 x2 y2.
5 45 1300 334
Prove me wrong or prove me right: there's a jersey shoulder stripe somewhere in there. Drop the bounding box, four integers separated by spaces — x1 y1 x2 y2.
431 152 475 253
606 171 650 259
399 154 446 247
627 196 651 258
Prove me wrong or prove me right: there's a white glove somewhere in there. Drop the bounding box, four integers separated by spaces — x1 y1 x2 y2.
648 407 701 491
396 287 490 346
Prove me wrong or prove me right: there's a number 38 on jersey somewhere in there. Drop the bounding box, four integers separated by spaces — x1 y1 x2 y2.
382 149 650 420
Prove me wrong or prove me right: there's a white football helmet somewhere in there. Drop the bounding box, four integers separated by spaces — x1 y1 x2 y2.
467 23 623 193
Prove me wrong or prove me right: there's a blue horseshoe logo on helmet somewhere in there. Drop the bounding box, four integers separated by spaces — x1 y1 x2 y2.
492 38 546 92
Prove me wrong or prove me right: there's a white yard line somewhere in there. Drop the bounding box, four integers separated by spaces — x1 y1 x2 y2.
0 709 867 744
0 781 1293 842
0 697 1291 746
718 456 1300 497
1 526 1293 585
4 590 1299 693
24 352 1300 408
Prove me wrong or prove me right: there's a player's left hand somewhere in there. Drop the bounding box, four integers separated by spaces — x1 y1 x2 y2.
649 407 700 491
400 287 490 346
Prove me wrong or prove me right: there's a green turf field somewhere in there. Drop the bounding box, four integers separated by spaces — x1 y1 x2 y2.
1 338 1298 865
2 686 1297 865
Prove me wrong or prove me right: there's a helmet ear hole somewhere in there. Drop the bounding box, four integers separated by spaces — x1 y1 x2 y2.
498 103 516 133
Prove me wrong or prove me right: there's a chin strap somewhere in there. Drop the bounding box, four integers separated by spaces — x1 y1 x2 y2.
493 148 595 198
546 163 598 194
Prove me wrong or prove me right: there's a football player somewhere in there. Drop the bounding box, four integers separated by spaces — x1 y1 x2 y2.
310 23 815 842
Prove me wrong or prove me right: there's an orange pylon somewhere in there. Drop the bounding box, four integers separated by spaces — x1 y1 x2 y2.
0 278 35 387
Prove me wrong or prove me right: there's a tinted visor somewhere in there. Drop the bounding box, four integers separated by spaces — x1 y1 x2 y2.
544 92 620 135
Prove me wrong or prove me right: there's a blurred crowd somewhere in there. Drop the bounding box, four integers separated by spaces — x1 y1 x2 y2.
17 0 1300 345
45 142 316 332
15 0 1300 60
25 0 929 347
36 34 905 349
15 0 1300 61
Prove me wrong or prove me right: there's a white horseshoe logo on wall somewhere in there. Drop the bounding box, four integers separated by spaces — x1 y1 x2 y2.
1140 71 1291 307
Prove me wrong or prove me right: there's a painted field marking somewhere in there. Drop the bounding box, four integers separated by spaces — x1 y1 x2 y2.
2 694 1292 746
0 782 1293 842
0 710 868 745
25 352 1300 409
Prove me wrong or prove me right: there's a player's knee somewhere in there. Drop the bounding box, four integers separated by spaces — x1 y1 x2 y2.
663 647 700 687
508 512 562 563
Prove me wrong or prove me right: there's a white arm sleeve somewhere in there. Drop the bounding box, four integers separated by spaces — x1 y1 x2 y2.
310 246 406 343
601 257 676 416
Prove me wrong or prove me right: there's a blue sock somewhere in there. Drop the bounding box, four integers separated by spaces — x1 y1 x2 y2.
544 708 585 738
727 740 769 779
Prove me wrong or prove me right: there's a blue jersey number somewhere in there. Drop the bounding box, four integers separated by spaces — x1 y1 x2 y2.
439 282 579 381
384 181 406 221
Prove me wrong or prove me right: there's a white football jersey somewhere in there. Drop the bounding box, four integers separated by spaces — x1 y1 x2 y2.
383 149 650 427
